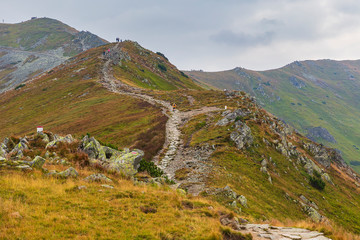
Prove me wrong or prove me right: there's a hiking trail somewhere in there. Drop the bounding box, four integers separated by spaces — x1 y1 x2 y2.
100 43 220 183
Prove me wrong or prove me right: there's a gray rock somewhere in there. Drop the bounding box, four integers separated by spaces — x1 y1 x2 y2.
46 134 74 148
321 173 334 185
101 184 114 189
16 165 33 171
29 156 45 169
84 173 113 183
216 117 229 126
230 121 253 149
57 167 79 178
237 195 247 208
306 126 336 143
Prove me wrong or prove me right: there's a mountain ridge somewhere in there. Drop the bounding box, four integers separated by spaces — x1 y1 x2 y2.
0 17 108 93
185 59 360 172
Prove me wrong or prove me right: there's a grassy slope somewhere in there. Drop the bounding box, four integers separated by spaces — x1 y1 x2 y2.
186 61 360 172
178 92 360 235
0 169 233 240
0 45 166 160
112 41 202 90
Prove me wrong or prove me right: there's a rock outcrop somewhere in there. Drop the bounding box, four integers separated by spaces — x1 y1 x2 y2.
80 135 144 176
230 121 253 150
306 126 336 143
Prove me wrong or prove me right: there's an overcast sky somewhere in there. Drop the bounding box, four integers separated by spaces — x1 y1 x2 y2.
1 0 360 71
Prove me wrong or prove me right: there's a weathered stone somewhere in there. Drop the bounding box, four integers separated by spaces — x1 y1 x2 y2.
230 121 253 149
237 195 247 208
57 167 79 178
261 159 268 167
37 132 50 144
84 173 112 183
80 136 101 159
16 165 33 171
260 166 268 174
223 185 238 199
46 134 74 148
216 117 230 126
321 173 334 185
101 184 114 189
29 156 45 169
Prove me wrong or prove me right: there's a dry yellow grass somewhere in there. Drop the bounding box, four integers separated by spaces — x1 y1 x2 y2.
0 170 230 239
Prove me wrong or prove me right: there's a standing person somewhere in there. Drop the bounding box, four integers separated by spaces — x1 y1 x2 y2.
172 103 177 111
108 49 110 54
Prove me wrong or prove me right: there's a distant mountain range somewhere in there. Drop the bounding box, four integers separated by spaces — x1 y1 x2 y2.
185 59 360 172
0 17 107 92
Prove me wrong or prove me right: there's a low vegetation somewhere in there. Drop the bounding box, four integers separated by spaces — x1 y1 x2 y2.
0 170 232 239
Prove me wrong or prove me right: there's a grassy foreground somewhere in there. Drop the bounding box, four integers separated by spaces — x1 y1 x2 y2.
0 169 232 240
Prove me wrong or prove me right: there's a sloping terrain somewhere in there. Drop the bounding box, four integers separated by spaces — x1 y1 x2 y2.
0 17 107 93
0 40 360 239
185 60 360 172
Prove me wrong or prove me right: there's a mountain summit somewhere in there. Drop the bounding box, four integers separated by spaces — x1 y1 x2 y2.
0 17 107 92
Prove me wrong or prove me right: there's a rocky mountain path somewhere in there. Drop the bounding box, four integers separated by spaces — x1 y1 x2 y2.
239 224 330 240
100 43 220 180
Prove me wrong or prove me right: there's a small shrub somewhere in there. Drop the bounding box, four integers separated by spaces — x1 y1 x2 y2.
180 71 189 78
138 159 164 177
156 52 168 61
15 84 25 90
158 63 167 72
309 173 325 190
235 116 243 122
72 151 89 167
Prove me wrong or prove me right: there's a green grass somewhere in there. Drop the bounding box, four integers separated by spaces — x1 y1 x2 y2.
186 60 360 172
112 41 202 90
180 100 360 234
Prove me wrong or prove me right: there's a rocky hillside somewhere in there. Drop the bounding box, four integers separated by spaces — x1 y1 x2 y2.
185 60 360 172
0 17 107 93
1 41 360 239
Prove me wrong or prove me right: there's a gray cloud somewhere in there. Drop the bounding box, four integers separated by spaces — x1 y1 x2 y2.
1 0 360 71
210 30 275 47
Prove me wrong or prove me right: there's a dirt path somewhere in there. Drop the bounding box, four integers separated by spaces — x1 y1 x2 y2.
99 43 220 180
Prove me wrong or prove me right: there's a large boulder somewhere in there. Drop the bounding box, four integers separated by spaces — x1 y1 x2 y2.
46 134 74 148
230 121 253 149
80 136 144 176
29 156 46 169
106 149 144 176
303 142 346 168
48 167 79 178
84 173 112 183
37 132 50 144
10 138 29 157
80 136 102 159
216 109 250 126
